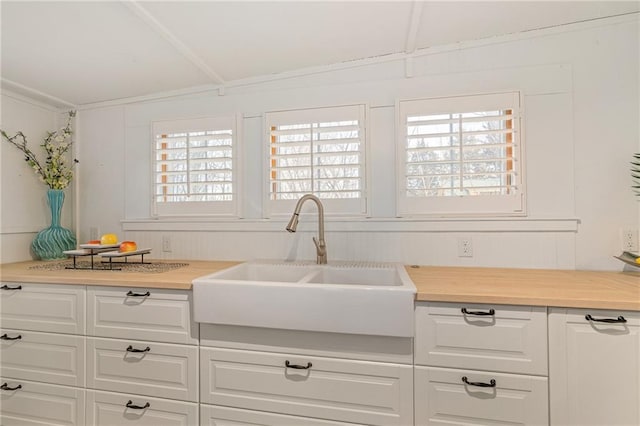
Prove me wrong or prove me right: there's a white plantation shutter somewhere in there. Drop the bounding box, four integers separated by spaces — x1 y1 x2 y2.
266 105 367 216
397 92 525 216
153 116 238 216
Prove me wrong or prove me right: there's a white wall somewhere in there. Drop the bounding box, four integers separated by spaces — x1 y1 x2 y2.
72 16 638 270
0 93 75 263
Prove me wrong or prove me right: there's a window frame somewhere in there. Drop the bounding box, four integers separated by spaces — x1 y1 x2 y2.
151 115 241 218
396 91 526 217
263 104 368 218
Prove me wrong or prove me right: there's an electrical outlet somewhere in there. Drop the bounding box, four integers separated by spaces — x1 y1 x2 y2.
458 236 473 257
622 229 639 252
89 227 99 240
162 235 172 252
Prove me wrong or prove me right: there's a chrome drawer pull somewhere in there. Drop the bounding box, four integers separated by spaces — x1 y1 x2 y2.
1 383 22 391
126 345 150 353
462 376 496 388
126 290 150 297
285 360 312 370
1 285 22 290
0 333 22 340
126 400 150 410
585 314 627 323
461 308 495 316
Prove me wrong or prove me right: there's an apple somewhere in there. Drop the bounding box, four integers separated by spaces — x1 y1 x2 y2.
100 233 118 245
119 241 137 252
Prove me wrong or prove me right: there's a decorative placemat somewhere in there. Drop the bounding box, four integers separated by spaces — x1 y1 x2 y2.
29 260 189 273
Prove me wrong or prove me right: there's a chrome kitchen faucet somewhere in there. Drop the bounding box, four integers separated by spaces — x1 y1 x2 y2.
286 194 327 264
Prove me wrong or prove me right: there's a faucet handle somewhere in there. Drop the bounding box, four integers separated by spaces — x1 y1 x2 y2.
312 236 326 254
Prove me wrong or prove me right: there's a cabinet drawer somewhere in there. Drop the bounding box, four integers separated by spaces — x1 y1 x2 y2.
0 378 85 426
0 283 85 334
414 366 549 426
87 389 198 426
1 329 85 387
415 302 547 375
87 287 198 344
201 404 364 426
87 337 198 402
200 347 413 426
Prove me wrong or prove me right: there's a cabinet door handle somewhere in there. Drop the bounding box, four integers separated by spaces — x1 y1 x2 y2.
126 400 150 410
461 307 495 316
1 383 22 391
285 360 312 369
126 290 150 297
1 285 22 290
0 333 22 340
126 345 150 353
585 314 627 323
462 376 496 388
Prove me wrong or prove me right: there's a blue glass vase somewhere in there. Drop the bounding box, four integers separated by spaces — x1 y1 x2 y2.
32 189 77 260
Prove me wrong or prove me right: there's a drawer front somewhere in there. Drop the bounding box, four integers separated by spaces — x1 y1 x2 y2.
415 302 548 375
0 283 85 334
87 337 198 402
0 378 85 426
87 390 198 426
201 404 364 426
87 287 198 344
1 329 85 387
414 366 549 426
200 347 413 426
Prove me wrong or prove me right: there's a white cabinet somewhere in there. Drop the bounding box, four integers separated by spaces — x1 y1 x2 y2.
87 337 198 401
200 323 414 426
0 378 86 426
414 302 549 426
549 308 640 426
87 389 198 426
87 286 198 344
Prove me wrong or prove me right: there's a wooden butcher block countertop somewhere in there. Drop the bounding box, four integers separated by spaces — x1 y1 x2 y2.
1 260 638 310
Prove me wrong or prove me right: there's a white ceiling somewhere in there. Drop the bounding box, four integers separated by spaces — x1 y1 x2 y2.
1 1 638 107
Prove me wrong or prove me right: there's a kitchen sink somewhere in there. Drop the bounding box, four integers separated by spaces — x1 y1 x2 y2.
192 260 416 337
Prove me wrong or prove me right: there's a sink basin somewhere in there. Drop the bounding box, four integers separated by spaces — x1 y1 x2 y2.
192 261 416 337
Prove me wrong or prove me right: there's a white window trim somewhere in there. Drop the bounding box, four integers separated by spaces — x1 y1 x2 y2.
263 104 369 218
150 114 242 218
396 91 526 218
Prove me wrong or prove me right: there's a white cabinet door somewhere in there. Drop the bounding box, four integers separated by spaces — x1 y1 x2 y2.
87 390 198 426
549 308 640 426
0 378 85 425
87 337 198 402
415 302 548 375
201 347 413 426
87 287 198 344
1 329 85 387
0 283 85 334
200 404 364 426
415 366 549 426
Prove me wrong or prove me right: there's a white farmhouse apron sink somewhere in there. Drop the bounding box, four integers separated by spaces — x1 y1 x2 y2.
192 261 416 337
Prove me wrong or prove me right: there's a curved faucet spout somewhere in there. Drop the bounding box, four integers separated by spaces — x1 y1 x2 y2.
285 194 327 264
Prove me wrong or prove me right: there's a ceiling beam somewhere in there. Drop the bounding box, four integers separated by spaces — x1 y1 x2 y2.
405 0 424 54
2 78 77 109
121 1 226 85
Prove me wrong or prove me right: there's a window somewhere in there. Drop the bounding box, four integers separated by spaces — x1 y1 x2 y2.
265 104 367 216
397 91 524 216
152 116 239 216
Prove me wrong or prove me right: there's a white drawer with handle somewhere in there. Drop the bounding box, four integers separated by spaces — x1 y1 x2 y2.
0 378 85 426
201 404 366 426
414 366 549 426
87 286 198 344
200 347 413 426
0 282 85 334
0 328 85 387
87 337 198 402
415 302 548 375
87 389 198 426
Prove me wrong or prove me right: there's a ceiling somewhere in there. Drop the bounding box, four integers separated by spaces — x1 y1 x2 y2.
1 1 638 107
